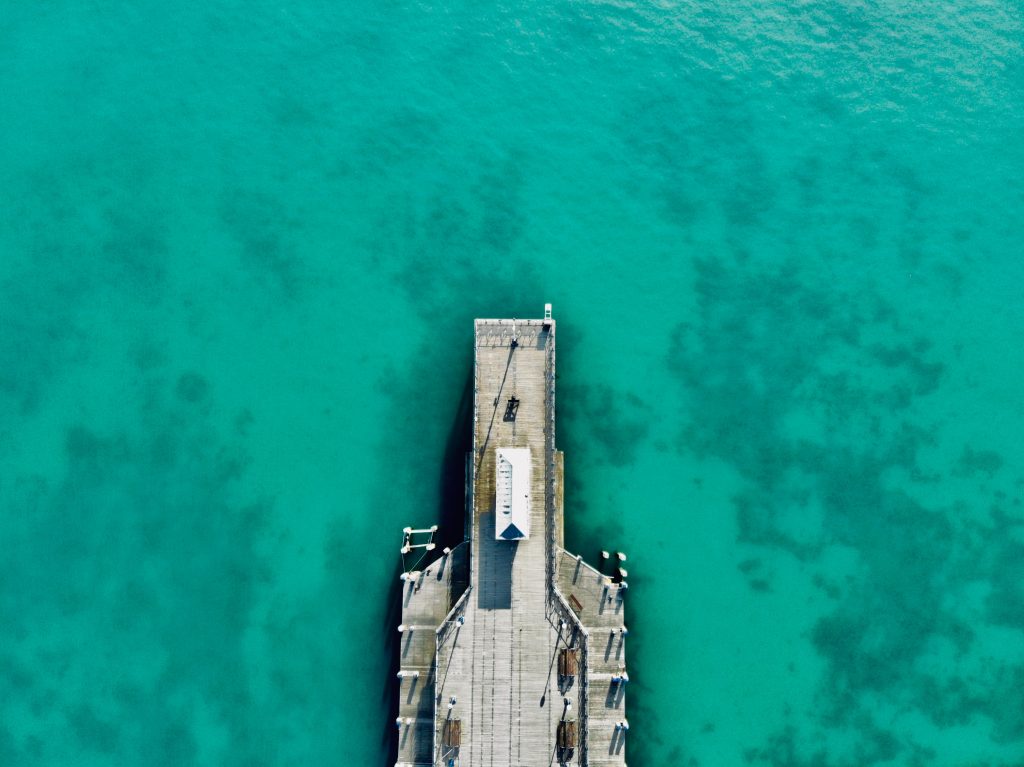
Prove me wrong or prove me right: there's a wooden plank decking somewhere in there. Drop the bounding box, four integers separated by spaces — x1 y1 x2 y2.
395 312 627 767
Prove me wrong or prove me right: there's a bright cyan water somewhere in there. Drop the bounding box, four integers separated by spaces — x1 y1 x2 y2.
2 2 1023 765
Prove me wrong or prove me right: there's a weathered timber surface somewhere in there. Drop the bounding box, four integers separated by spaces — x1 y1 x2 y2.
395 543 469 767
555 548 630 765
394 316 627 767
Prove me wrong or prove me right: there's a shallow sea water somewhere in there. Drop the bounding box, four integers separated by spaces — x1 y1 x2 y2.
2 1 1023 765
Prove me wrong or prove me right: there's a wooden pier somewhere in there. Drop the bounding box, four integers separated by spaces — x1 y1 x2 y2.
394 307 629 767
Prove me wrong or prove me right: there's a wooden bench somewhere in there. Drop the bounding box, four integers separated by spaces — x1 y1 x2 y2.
558 648 579 677
442 718 461 748
557 719 577 749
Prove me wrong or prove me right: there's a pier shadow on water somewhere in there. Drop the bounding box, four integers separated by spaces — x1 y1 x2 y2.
380 370 474 767
433 369 475 606
379 557 403 767
436 373 475 554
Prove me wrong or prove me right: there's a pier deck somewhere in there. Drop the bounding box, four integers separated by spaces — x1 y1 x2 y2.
394 311 628 767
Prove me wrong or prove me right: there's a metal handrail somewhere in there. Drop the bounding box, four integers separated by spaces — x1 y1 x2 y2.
436 585 472 639
552 584 589 765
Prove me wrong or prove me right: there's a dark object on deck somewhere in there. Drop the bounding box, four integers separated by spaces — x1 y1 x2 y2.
503 396 520 422
442 718 461 748
558 648 579 678
558 719 577 749
568 594 583 613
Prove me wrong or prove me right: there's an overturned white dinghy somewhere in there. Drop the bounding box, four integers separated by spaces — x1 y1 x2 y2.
495 447 530 540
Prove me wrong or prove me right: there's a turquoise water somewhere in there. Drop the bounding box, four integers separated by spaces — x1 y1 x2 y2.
2 1 1023 764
